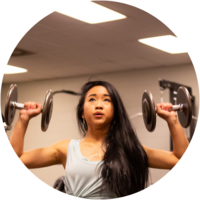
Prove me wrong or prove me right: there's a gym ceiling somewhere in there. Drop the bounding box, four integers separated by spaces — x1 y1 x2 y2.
3 1 192 84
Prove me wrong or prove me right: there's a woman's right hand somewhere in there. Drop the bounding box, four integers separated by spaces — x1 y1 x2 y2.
19 102 42 122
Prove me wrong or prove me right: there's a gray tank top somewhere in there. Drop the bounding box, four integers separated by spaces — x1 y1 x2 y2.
63 139 117 199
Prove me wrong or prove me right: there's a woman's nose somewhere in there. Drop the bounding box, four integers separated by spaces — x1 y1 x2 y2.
95 100 103 109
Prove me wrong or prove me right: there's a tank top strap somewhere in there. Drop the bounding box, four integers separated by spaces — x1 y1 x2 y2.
67 139 80 156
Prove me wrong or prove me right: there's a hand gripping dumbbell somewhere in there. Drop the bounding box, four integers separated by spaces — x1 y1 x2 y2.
4 84 53 132
142 86 192 132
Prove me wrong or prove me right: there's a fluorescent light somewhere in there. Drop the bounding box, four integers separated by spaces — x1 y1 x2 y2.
138 35 187 54
4 65 27 74
56 1 126 24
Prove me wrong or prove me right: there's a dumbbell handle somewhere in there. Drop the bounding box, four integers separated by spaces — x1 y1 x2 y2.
10 101 43 112
155 104 184 113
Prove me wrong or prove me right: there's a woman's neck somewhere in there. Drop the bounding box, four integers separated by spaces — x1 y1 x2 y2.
83 124 110 144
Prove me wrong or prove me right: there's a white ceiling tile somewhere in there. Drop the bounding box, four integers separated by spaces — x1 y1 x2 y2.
94 1 138 18
37 12 87 29
95 17 172 41
95 1 175 34
113 41 171 57
2 71 46 84
77 40 166 62
8 54 66 71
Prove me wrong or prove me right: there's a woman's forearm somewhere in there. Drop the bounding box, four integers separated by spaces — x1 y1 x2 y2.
168 118 189 159
9 117 29 157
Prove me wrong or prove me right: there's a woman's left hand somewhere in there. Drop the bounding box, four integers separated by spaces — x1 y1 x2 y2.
156 103 177 124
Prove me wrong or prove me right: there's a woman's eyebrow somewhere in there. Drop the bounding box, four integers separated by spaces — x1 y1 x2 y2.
88 94 110 97
88 94 96 97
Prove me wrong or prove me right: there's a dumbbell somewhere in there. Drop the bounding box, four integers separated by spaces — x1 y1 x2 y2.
3 123 12 131
142 86 192 132
4 84 53 132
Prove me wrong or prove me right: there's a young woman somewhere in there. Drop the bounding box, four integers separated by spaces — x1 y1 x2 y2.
9 81 189 198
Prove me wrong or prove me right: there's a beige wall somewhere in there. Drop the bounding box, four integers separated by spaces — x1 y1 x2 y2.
1 63 199 187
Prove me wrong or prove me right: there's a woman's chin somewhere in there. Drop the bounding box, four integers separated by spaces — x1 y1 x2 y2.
92 120 112 128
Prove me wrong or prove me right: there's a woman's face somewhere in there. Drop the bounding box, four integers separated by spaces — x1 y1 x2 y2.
82 86 114 128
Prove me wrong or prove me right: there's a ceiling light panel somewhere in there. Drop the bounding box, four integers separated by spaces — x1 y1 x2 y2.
4 65 27 74
56 1 126 24
138 35 187 54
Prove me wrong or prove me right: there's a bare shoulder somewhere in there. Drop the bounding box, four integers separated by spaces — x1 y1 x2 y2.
53 139 71 155
142 144 149 153
52 139 71 168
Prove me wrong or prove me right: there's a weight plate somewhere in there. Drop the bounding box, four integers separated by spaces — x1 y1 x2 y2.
4 84 18 126
41 90 53 132
177 86 192 128
142 90 156 132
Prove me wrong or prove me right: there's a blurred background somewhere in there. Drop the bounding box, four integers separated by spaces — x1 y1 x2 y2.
1 1 199 189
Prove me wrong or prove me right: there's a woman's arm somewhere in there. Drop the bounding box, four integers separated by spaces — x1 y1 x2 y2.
143 145 179 169
10 101 42 157
20 139 70 169
9 102 70 169
157 102 189 159
167 118 189 159
143 102 189 169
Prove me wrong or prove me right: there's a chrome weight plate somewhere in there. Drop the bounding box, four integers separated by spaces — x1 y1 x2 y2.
177 86 192 128
41 90 53 132
4 84 18 126
142 90 156 132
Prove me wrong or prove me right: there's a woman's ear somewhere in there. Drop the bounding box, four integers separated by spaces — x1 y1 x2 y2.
82 113 84 119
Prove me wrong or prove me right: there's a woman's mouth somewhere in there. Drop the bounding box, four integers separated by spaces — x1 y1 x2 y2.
94 112 104 118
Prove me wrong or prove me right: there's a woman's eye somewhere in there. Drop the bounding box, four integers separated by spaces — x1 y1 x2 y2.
89 98 95 102
104 99 111 102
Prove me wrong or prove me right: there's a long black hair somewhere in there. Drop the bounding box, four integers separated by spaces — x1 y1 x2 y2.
77 81 149 197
